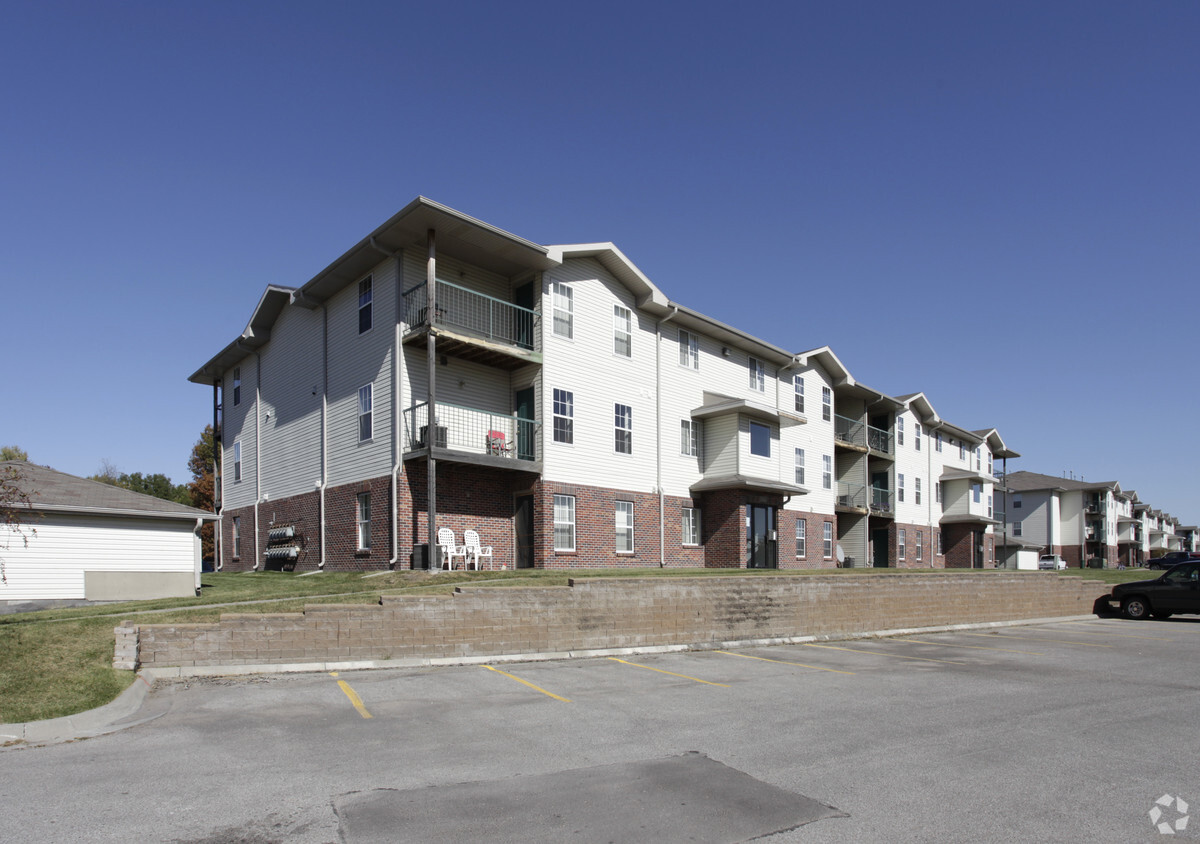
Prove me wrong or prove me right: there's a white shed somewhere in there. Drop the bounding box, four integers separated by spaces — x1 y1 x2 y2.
0 462 216 601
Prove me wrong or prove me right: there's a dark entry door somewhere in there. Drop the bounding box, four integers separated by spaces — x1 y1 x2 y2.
747 505 777 568
872 528 890 567
515 387 536 461
973 530 985 568
514 495 534 568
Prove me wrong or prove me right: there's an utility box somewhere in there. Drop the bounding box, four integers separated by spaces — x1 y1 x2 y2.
412 543 431 570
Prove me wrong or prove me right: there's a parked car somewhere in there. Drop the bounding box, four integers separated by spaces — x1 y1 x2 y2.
1147 551 1199 570
1038 554 1067 570
1108 560 1200 619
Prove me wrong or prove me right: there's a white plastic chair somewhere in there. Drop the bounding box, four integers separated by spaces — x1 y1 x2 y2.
437 527 466 570
463 529 493 571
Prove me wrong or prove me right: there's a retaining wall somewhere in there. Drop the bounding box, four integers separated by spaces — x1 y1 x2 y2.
114 573 1109 671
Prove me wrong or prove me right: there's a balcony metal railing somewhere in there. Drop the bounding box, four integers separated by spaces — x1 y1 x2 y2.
403 401 541 463
870 487 893 513
838 482 867 509
834 413 866 448
403 280 539 351
867 424 893 455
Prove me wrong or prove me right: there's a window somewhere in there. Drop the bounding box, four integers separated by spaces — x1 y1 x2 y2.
898 473 905 503
233 441 242 482
914 422 921 450
679 329 699 369
1013 521 1023 537
616 501 634 552
551 282 573 338
682 507 700 546
358 276 372 334
823 455 832 489
898 528 906 561
916 531 923 561
915 477 922 505
823 522 833 559
822 387 832 421
794 375 805 413
614 403 632 454
1013 494 1022 509
975 446 981 470
796 519 806 558
936 481 941 504
749 357 765 392
988 494 993 519
553 494 575 551
613 305 632 357
232 516 241 559
794 448 806 485
937 530 944 555
972 482 982 504
749 421 771 457
553 389 573 444
680 419 700 457
897 417 905 446
356 492 371 550
959 441 967 461
232 367 241 406
988 453 993 475
358 384 373 442
936 432 943 452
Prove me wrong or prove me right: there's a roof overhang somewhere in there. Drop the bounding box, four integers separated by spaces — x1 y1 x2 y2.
939 514 1001 526
190 285 294 385
690 475 808 496
940 468 995 484
547 243 670 313
30 503 218 522
691 393 806 427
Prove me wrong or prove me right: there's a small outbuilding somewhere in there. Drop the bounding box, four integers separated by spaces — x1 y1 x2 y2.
0 462 216 602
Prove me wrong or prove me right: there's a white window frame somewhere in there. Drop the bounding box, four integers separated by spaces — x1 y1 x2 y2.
823 521 833 559
822 454 832 489
898 528 907 561
936 432 943 452
916 530 923 561
233 440 242 482
553 388 573 444
1013 494 1022 509
1013 521 1023 537
356 492 371 550
988 494 993 518
822 387 832 422
794 448 805 485
680 419 700 457
679 329 699 369
614 403 632 454
358 384 373 442
682 507 700 546
358 275 373 335
553 494 576 551
616 500 634 552
914 422 921 450
915 477 922 505
232 515 241 559
551 281 573 339
749 357 765 392
794 375 805 413
897 417 905 446
232 367 241 406
796 518 806 558
937 530 944 555
898 473 905 503
613 305 632 358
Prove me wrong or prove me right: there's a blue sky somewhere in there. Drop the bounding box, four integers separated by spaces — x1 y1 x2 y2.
3 2 1197 522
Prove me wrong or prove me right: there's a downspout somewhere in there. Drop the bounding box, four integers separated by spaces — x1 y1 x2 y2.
426 229 438 568
290 290 328 570
369 238 403 570
655 306 679 567
237 343 263 570
212 380 223 571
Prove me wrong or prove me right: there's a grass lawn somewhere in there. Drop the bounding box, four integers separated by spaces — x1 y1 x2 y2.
0 565 1137 725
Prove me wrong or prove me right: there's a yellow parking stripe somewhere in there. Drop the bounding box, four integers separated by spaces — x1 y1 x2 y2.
715 650 855 675
481 665 571 702
961 632 1113 648
607 657 730 687
899 638 1044 655
802 643 966 665
329 672 373 719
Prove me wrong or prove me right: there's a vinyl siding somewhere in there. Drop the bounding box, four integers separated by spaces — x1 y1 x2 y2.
258 303 324 501
221 353 258 510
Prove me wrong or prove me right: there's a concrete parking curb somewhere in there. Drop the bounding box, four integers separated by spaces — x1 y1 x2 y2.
1 614 1100 747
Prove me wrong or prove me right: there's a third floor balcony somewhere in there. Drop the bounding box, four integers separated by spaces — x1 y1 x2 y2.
403 280 541 370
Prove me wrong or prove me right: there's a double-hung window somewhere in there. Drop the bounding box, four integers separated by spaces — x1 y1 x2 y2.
914 422 921 450
614 404 632 454
232 516 241 558
358 384 373 442
1013 521 1023 537
916 531 923 561
613 305 632 357
988 494 993 518
898 528 907 561
748 357 765 392
796 519 806 558
679 329 699 369
898 473 905 503
823 454 832 489
551 282 573 338
897 417 905 446
680 419 700 457
794 448 805 485
822 387 832 421
553 494 576 551
232 367 241 406
615 501 634 552
936 432 943 452
915 477 922 505
553 389 574 444
682 507 700 546
233 441 242 482
358 276 372 334
794 375 805 412
356 493 371 550
823 522 833 559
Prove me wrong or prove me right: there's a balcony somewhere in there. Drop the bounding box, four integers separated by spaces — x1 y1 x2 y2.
834 414 867 451
870 487 894 516
403 280 541 370
403 401 542 471
866 423 893 456
837 482 868 512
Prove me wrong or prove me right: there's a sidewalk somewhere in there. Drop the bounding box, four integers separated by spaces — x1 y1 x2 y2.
0 671 165 747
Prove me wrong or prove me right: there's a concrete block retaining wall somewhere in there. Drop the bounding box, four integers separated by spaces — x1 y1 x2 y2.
114 573 1109 671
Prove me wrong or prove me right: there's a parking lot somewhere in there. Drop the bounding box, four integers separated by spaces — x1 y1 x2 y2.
3 617 1199 842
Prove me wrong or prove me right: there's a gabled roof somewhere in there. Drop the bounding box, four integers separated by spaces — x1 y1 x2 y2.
546 243 670 312
2 462 215 521
896 392 941 426
793 346 855 386
190 285 294 385
1002 470 1120 494
972 428 1021 459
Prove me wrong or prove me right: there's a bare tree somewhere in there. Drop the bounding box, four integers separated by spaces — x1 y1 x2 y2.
0 460 38 584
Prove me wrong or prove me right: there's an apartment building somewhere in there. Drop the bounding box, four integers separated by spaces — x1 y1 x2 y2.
191 198 1013 573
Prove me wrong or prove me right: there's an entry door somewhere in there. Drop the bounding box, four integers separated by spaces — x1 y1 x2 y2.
872 528 890 567
514 495 534 569
973 530 985 568
747 505 777 568
515 387 536 461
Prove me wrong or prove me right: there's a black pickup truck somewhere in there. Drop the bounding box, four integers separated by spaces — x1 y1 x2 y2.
1147 551 1200 570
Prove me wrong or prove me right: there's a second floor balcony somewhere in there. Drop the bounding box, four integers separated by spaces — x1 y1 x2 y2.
870 486 894 516
866 423 893 456
403 400 542 472
834 414 867 451
837 482 868 512
403 280 541 370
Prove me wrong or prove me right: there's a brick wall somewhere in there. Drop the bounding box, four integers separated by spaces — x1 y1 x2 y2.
118 573 1110 671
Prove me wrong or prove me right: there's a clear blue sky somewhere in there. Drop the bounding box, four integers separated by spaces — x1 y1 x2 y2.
3 2 1197 523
